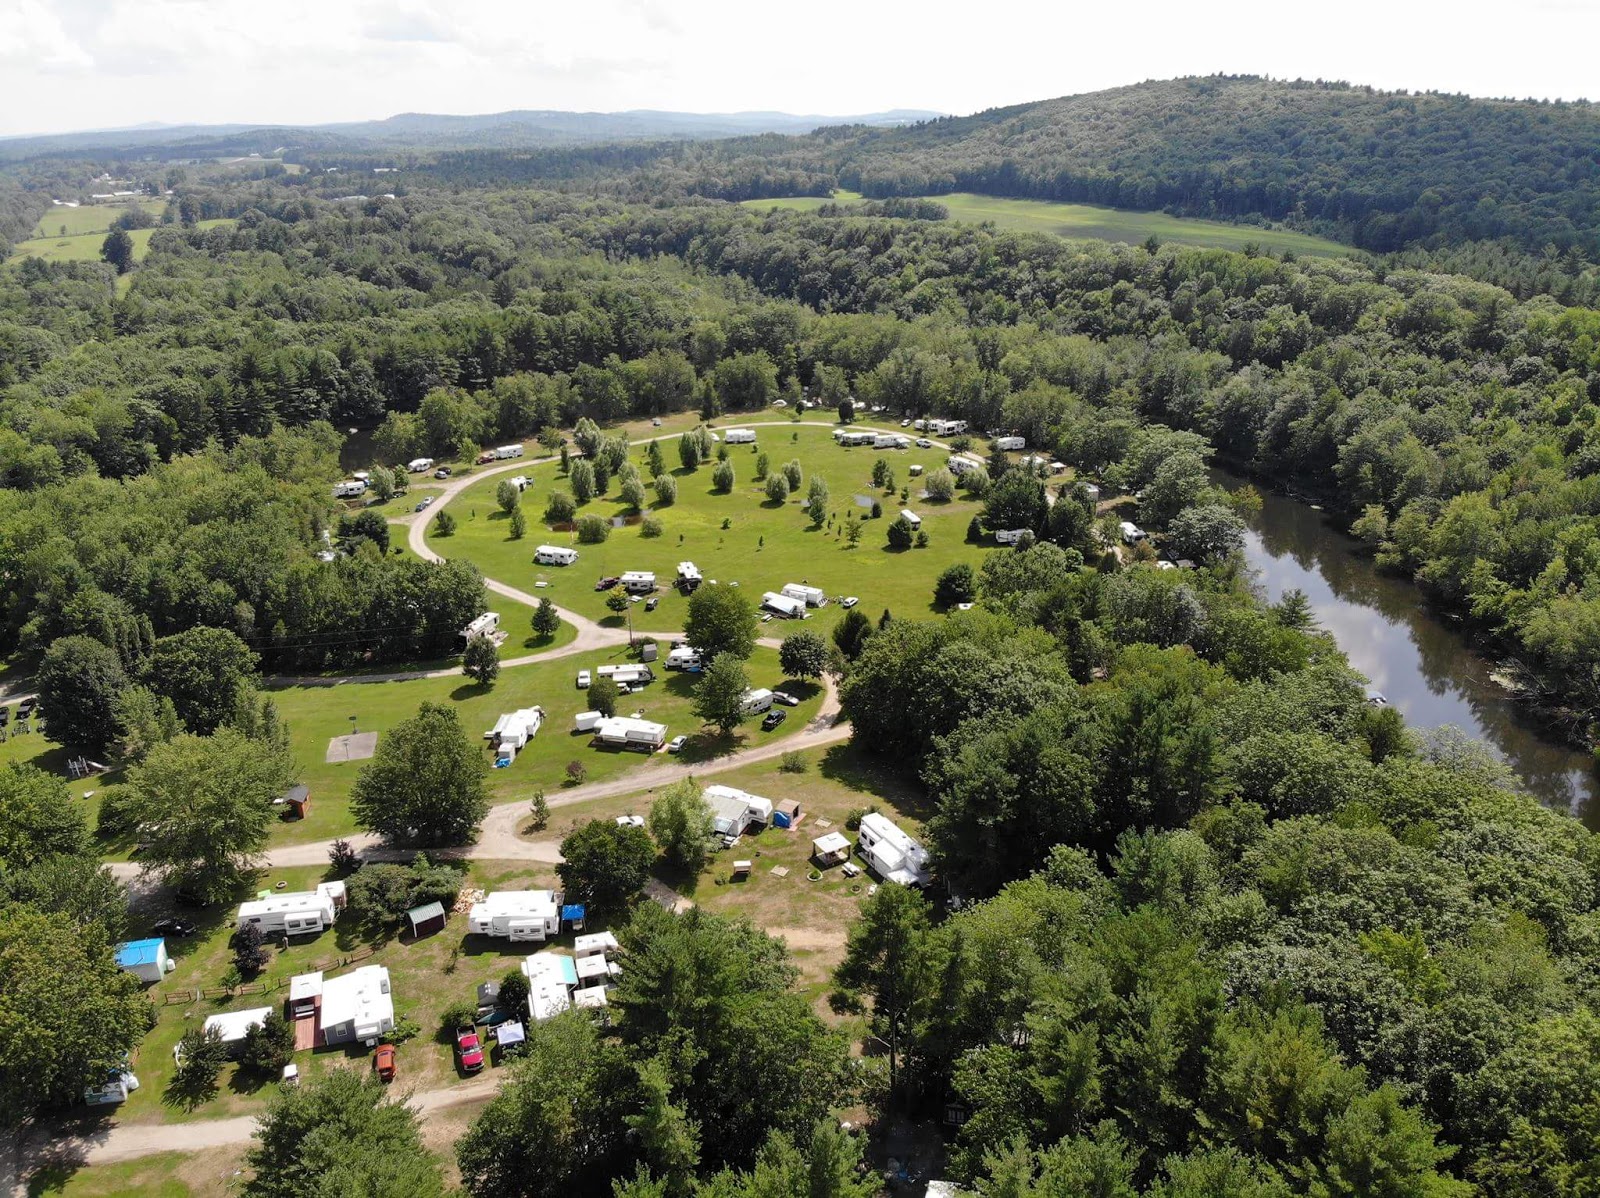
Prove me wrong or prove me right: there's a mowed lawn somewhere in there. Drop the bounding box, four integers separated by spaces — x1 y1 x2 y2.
262 640 813 845
427 423 1000 637
744 189 1351 257
33 199 166 238
9 219 235 267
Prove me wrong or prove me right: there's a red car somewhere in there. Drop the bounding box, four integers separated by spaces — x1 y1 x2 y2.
374 1043 396 1082
476 451 497 464
594 575 620 592
455 1026 485 1073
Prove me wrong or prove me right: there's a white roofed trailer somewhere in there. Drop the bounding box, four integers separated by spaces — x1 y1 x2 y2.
461 612 499 641
236 882 346 937
319 964 395 1045
406 458 434 473
900 509 922 529
725 428 757 444
596 664 654 686
620 571 657 593
593 716 667 750
761 591 808 619
535 545 579 566
740 688 775 715
469 891 560 942
573 710 604 732
677 561 702 585
495 444 525 459
995 435 1026 451
995 528 1030 545
948 456 980 475
665 646 703 671
1120 521 1148 544
704 784 775 836
856 812 932 888
781 583 828 607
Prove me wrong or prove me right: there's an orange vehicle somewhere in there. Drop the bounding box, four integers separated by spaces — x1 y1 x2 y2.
374 1044 396 1082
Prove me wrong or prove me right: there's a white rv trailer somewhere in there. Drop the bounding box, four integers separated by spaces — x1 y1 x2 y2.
235 882 347 936
994 435 1026 451
406 458 434 473
592 716 667 750
495 444 525 459
781 583 828 608
761 592 807 619
333 480 367 498
725 428 757 444
619 571 657 594
535 545 579 566
856 812 931 888
740 688 775 715
469 891 561 942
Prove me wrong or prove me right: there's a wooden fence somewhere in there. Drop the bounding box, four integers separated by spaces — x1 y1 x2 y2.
153 944 380 1007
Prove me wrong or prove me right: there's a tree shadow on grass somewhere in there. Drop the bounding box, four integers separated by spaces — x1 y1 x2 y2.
817 742 937 820
163 1069 220 1114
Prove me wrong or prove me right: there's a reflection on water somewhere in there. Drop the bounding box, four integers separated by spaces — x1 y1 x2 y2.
1217 471 1598 822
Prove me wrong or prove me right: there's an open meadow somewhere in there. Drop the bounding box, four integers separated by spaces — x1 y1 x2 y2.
744 189 1353 256
33 199 166 238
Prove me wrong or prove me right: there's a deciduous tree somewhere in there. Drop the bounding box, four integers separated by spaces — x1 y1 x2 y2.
350 702 488 846
557 820 656 912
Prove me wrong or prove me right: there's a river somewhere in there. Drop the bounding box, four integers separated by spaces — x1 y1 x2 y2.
1215 472 1599 822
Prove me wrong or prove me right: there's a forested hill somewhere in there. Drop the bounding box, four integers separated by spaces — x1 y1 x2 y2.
832 77 1600 256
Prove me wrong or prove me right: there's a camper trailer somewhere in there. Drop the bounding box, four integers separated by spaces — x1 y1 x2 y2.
620 571 657 594
781 583 828 608
676 561 702 590
703 784 775 837
487 707 544 763
573 710 604 733
948 456 979 475
740 688 775 715
494 444 525 459
319 965 395 1046
725 428 757 444
665 646 703 672
406 458 434 473
761 592 808 619
469 891 561 942
1081 483 1101 503
927 418 968 436
460 612 499 643
1119 521 1147 544
592 716 667 751
535 545 579 566
994 435 1026 451
995 528 1030 545
856 812 932 887
596 664 654 686
235 882 347 937
333 480 367 498
900 509 922 530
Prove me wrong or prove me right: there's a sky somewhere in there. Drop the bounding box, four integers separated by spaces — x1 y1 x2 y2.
3 0 1599 137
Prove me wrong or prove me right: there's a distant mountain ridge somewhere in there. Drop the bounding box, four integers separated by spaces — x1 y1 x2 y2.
0 107 942 160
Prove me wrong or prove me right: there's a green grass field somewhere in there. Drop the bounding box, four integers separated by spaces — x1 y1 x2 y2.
33 200 166 239
9 219 234 269
743 189 1351 257
427 423 999 639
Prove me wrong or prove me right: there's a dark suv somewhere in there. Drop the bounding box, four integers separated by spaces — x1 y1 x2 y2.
761 710 787 732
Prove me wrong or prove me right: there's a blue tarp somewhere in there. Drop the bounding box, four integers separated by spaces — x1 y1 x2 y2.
114 939 164 968
561 904 586 922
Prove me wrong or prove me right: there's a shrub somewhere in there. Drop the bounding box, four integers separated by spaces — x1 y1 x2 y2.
620 477 648 511
712 459 735 492
845 806 879 831
498 970 530 1013
641 516 664 538
935 563 977 607
871 500 883 519
509 507 527 539
440 1001 477 1035
575 515 610 544
915 529 930 548
544 491 577 524
924 468 956 501
388 1014 421 1043
764 474 790 503
654 474 678 506
779 750 807 774
231 923 269 978
755 451 770 479
782 459 803 490
886 516 914 550
329 838 359 875
565 760 587 785
432 510 456 537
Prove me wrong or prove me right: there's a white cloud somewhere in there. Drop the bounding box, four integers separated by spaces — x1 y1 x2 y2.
2 0 1598 136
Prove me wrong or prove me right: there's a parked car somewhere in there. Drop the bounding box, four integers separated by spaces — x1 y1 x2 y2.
761 710 787 731
595 576 620 591
901 418 912 427
772 691 800 707
476 451 496 464
17 697 36 717
434 466 452 479
840 596 859 608
645 596 659 611
915 438 932 448
414 496 435 512
0 706 10 726
576 669 591 689
651 417 662 427
152 917 196 937
760 613 774 623
771 399 787 408
667 735 687 753
374 1044 396 1082
456 1027 485 1073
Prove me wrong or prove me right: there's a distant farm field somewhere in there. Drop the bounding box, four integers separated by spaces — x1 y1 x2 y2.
33 198 165 238
744 189 1352 257
8 219 236 288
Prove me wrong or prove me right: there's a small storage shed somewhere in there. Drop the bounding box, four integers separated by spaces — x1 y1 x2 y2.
280 784 310 819
114 938 172 984
288 971 323 1020
773 799 802 829
812 832 852 867
407 901 447 939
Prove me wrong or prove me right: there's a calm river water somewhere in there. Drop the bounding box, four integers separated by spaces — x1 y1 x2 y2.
1215 472 1598 822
